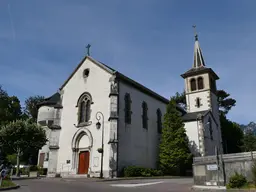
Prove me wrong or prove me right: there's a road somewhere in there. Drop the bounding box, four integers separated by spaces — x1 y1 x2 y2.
11 177 193 192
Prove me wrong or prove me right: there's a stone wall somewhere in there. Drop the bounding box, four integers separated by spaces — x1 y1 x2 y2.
193 151 256 186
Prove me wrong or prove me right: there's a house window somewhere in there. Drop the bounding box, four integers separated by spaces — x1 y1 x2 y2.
142 102 148 129
196 98 201 108
197 77 204 90
208 119 213 140
78 93 92 124
157 109 162 134
124 93 131 124
190 78 197 91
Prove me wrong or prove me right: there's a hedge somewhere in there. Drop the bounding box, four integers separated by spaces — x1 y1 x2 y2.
124 166 163 177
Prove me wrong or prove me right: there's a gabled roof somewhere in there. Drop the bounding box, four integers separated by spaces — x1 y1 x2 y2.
181 67 219 79
59 55 171 104
182 110 209 122
37 92 62 108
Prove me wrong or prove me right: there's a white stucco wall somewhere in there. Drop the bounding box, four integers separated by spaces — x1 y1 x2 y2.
184 121 200 156
38 106 55 122
117 81 167 170
57 58 112 177
186 91 211 113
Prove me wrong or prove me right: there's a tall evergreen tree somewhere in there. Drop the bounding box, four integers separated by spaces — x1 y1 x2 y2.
159 98 192 175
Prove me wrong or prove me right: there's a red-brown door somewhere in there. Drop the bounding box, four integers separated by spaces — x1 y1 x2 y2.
78 151 90 174
38 153 45 167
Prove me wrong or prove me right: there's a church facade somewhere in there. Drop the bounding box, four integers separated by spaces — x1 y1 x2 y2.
37 35 223 178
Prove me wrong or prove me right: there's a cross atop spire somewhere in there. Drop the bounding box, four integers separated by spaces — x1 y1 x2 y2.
86 44 91 56
192 25 205 68
192 25 198 41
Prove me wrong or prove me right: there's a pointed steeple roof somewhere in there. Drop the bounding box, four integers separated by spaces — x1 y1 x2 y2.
181 28 219 80
193 34 205 68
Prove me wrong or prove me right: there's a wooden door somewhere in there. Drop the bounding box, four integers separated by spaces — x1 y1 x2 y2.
78 151 90 174
38 153 45 167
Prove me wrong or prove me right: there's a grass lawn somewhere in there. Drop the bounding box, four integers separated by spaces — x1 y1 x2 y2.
1 180 16 188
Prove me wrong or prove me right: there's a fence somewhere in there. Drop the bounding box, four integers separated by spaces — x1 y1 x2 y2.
193 151 256 186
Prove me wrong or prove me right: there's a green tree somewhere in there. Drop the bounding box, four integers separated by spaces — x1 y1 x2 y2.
242 131 256 152
173 91 186 109
6 154 17 165
217 90 236 115
0 85 22 125
24 95 45 122
220 114 244 153
0 120 47 176
159 98 192 175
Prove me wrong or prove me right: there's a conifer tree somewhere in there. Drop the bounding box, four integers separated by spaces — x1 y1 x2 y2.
159 97 192 175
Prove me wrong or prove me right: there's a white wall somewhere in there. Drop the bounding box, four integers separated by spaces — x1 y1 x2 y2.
186 91 211 113
118 81 166 170
184 121 200 156
38 106 55 122
57 58 112 176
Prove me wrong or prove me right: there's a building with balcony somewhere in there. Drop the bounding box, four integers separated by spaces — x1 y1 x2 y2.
37 34 223 178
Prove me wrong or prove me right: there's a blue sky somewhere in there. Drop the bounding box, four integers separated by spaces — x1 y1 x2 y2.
0 0 255 124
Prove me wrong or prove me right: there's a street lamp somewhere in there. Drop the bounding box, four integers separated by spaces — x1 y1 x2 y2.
96 111 104 178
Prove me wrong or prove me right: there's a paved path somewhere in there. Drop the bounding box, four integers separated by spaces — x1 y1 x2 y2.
11 177 193 192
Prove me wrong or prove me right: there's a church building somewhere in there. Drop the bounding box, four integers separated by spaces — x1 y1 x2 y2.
37 33 223 178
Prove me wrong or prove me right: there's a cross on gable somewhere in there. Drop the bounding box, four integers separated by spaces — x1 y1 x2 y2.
86 44 91 56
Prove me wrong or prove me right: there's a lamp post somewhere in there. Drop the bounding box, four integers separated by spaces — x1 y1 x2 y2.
96 111 104 178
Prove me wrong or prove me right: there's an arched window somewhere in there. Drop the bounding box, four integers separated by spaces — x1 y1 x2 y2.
79 100 86 123
142 102 148 129
157 109 162 134
85 99 91 122
78 93 92 124
124 93 131 124
197 77 204 90
190 78 197 91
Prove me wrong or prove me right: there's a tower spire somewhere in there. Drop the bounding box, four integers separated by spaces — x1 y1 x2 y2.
192 25 205 68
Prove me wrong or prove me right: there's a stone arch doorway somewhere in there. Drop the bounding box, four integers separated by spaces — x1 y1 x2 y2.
71 128 93 175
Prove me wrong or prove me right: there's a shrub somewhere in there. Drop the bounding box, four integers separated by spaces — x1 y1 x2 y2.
228 172 247 188
124 166 163 177
38 168 47 175
29 165 39 172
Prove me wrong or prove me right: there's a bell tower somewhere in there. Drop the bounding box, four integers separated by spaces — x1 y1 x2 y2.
181 27 220 123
